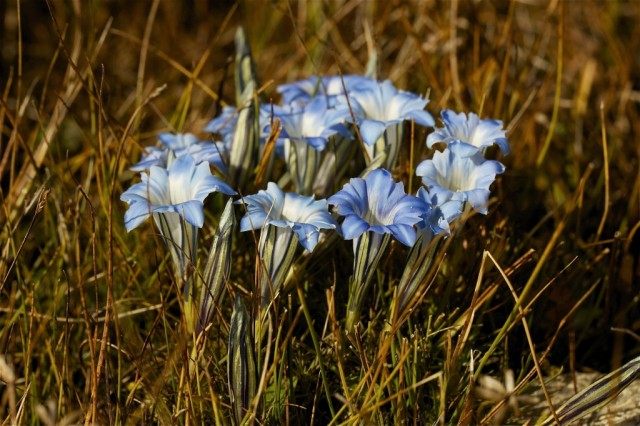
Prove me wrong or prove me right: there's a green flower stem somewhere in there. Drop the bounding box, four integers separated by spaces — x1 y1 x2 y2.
154 212 199 333
285 139 321 196
257 225 298 308
345 231 391 333
393 232 443 323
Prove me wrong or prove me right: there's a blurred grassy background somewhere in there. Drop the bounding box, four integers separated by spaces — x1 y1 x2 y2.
1 0 639 424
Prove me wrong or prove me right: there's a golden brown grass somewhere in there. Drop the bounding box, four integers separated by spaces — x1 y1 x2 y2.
1 1 639 424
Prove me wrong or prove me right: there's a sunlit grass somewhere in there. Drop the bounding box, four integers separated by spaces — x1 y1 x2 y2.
1 1 639 424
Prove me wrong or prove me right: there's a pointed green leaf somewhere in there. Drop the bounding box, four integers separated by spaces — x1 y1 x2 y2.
197 199 235 334
228 296 257 424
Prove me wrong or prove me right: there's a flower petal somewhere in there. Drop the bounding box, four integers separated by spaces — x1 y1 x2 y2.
123 201 151 231
465 189 491 214
293 223 320 252
359 120 388 146
341 215 370 240
329 167 422 246
168 156 198 204
386 224 417 246
175 200 206 227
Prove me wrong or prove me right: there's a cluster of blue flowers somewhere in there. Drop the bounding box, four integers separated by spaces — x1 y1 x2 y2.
120 72 508 330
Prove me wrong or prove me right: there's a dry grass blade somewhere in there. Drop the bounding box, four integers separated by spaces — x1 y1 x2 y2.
254 117 281 189
1 2 638 424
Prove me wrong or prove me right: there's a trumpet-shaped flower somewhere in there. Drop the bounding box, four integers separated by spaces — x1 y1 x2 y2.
122 156 235 281
181 142 228 171
427 109 509 155
239 183 336 305
265 96 352 194
157 132 200 150
270 96 351 151
239 182 337 252
416 141 505 215
394 188 463 316
345 79 434 147
121 155 236 232
328 168 425 247
329 168 425 332
131 132 227 172
277 74 374 105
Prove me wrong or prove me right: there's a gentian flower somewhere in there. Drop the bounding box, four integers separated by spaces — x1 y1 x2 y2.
416 187 464 237
416 141 505 215
121 155 236 278
328 168 425 331
122 155 235 230
342 79 434 168
389 187 464 323
393 189 463 320
161 133 228 172
266 96 351 194
240 182 337 251
328 168 425 247
277 74 374 105
427 109 509 155
239 182 337 304
390 187 464 314
272 96 351 151
181 142 228 172
156 132 200 151
131 132 227 172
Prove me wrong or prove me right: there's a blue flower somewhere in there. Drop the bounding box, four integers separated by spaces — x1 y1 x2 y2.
204 106 238 144
121 155 236 232
206 104 283 155
415 141 505 215
239 183 336 305
180 142 228 171
162 133 228 172
131 132 227 172
415 187 464 236
157 132 200 150
344 79 434 147
263 97 352 194
268 96 351 151
328 168 425 246
130 146 167 171
239 182 337 252
277 75 374 105
259 102 299 155
427 109 509 155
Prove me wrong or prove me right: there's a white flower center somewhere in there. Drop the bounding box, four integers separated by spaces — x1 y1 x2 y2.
363 209 385 225
439 159 476 192
280 202 299 222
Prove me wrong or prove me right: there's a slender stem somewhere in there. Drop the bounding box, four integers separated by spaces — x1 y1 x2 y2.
346 232 390 332
258 225 298 308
